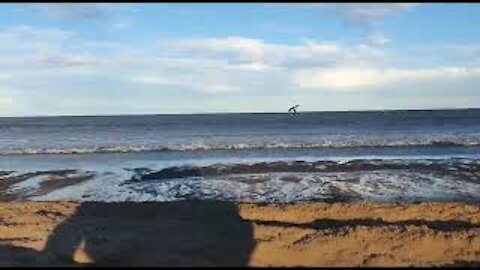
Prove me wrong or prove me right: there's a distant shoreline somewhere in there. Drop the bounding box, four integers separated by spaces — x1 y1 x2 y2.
1 107 480 119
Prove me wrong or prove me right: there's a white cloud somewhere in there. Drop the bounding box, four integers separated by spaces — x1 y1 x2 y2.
34 48 98 68
35 3 112 21
130 58 288 97
24 4 132 34
113 22 131 29
0 25 74 51
172 37 267 63
282 3 419 37
293 66 480 91
162 37 342 68
307 3 420 46
367 33 391 46
335 3 419 24
0 25 115 73
132 70 252 94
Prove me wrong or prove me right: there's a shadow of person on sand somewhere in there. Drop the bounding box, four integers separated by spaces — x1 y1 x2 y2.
37 200 255 267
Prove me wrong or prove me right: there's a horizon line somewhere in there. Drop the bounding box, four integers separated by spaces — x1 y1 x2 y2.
1 106 480 118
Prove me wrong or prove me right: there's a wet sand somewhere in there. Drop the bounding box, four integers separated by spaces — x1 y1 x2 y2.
0 201 479 267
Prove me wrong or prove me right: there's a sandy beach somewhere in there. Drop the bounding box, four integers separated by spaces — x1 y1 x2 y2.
0 201 478 267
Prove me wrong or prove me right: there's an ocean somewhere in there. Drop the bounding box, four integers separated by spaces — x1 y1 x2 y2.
1 109 479 203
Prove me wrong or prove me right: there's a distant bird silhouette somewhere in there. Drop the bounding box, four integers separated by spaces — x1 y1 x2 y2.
288 105 300 115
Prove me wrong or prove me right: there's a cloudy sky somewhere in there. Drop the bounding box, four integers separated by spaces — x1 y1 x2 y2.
1 3 480 116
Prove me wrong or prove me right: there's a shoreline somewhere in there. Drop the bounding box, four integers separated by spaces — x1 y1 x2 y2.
0 200 479 267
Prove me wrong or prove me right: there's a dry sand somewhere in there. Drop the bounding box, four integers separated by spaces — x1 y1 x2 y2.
0 201 479 267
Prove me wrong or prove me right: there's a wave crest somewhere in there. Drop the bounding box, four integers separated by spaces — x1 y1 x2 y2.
1 139 480 155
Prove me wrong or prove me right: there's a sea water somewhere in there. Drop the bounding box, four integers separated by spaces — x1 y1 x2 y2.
1 109 479 202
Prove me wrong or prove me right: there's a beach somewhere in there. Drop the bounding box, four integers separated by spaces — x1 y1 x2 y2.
0 201 479 267
1 111 480 266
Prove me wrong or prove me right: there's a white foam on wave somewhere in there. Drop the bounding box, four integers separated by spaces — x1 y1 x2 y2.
2 136 480 156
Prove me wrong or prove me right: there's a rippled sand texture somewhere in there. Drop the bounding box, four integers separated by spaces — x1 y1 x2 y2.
0 201 478 267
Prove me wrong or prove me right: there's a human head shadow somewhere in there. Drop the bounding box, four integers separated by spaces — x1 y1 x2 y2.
41 200 254 267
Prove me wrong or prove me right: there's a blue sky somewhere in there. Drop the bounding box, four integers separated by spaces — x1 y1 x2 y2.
1 3 480 116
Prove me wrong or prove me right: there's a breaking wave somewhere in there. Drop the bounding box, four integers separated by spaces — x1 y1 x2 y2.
1 138 480 155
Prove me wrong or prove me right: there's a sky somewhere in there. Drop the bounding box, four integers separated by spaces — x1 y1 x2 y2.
1 3 480 116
